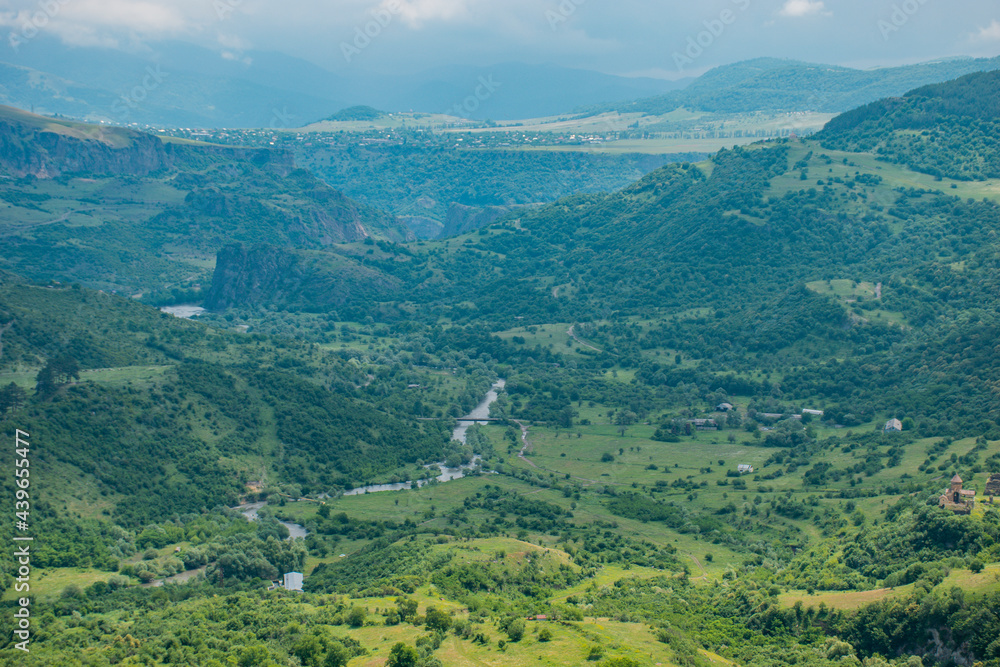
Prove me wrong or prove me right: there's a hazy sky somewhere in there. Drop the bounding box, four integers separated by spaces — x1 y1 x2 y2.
2 0 999 78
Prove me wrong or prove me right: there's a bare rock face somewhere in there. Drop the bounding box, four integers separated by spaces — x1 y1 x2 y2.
204 243 400 311
0 119 168 177
439 204 516 238
204 244 300 311
0 107 294 179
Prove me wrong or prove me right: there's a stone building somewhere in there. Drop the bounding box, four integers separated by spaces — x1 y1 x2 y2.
985 473 1000 500
939 474 976 514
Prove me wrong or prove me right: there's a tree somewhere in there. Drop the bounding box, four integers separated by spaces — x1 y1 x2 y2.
599 658 640 667
35 354 80 396
385 642 419 667
238 645 277 667
35 364 56 396
425 606 451 632
615 410 637 437
0 382 26 414
323 641 350 667
505 618 525 642
396 596 418 621
346 606 367 628
559 405 575 428
292 636 324 667
51 355 80 384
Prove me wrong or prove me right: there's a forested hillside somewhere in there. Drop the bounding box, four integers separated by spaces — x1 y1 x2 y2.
297 143 692 237
817 70 1000 179
0 280 458 525
3 73 1000 667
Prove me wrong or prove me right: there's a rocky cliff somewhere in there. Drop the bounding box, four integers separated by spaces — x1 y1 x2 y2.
178 170 413 247
439 203 528 238
0 104 293 178
204 243 400 311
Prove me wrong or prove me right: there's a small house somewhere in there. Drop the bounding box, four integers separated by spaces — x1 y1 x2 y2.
716 403 734 412
737 464 754 474
884 418 903 432
687 418 718 431
802 409 824 417
282 572 303 592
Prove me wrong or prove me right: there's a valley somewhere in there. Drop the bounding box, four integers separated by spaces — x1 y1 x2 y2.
2 64 1000 667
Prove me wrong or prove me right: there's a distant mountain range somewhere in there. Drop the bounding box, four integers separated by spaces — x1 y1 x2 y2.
597 56 1000 115
0 37 685 127
2 38 999 129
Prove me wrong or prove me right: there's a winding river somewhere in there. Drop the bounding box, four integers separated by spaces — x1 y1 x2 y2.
233 378 506 533
160 305 207 319
343 378 506 495
235 501 310 539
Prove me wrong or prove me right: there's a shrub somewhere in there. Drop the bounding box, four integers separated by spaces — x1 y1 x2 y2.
346 606 367 628
505 618 525 642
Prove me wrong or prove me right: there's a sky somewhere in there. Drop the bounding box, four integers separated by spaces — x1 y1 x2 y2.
1 0 999 79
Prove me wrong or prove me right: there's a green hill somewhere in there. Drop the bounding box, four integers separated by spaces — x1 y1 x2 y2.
816 69 1000 180
325 105 385 122
0 280 457 526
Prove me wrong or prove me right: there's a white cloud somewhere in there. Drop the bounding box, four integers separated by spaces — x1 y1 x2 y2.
218 32 252 65
0 0 194 48
972 19 1000 41
221 51 253 65
778 0 829 18
218 33 252 51
61 0 189 34
384 0 469 29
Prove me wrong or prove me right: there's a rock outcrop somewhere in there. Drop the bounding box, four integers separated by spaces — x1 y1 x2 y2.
204 244 300 311
0 105 293 178
204 244 400 311
439 203 517 238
